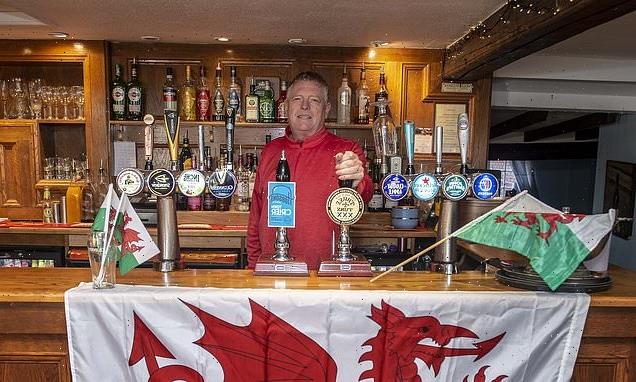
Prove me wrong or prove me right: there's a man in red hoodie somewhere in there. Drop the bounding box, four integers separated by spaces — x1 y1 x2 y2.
247 71 373 269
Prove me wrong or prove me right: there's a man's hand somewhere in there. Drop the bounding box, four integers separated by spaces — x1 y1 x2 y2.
335 151 365 188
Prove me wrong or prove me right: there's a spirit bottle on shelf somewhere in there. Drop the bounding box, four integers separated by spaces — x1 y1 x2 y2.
178 131 193 170
368 159 384 212
180 65 197 121
235 153 250 211
126 60 143 121
227 66 242 120
111 64 126 120
259 81 275 123
356 63 370 124
247 152 257 200
373 65 391 120
244 78 259 123
212 63 225 121
163 67 178 112
42 187 54 223
196 65 211 121
97 159 108 203
337 65 351 125
276 80 288 123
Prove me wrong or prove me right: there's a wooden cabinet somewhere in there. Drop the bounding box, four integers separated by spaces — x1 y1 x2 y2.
0 120 40 219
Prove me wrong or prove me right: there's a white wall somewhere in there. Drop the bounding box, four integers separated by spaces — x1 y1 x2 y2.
593 115 636 270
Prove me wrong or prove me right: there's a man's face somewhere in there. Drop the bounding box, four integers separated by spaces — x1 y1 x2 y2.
287 80 331 141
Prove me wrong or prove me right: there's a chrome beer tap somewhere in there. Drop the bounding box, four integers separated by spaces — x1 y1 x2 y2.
272 150 292 261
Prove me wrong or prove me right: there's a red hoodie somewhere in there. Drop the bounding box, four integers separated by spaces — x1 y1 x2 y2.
247 128 373 269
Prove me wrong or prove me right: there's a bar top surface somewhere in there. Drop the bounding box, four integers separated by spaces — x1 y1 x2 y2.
0 267 634 307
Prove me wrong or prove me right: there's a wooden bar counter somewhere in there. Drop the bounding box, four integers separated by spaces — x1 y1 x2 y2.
0 267 635 381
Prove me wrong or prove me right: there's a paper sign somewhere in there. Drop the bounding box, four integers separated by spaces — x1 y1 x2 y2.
268 181 296 228
113 141 137 176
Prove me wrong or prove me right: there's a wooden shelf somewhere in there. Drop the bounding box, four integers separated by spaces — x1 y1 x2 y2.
35 179 86 191
0 119 85 125
109 119 371 130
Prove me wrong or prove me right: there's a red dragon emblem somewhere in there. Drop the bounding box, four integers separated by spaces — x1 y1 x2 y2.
495 212 585 244
359 301 507 381
127 300 508 381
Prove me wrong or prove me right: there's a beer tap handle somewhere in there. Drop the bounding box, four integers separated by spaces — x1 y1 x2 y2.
197 124 206 171
225 108 235 171
339 179 353 188
276 150 290 182
163 110 180 171
435 125 443 175
457 112 469 175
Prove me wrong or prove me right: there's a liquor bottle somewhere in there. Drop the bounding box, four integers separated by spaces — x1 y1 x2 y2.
126 60 143 121
196 65 211 121
180 65 197 121
356 63 370 124
227 66 242 120
81 168 96 222
368 159 384 212
163 67 178 112
259 81 275 123
235 154 250 211
42 187 54 223
212 63 225 121
66 181 83 223
179 131 193 170
373 65 391 120
244 78 260 123
247 152 257 199
97 159 108 202
337 65 352 125
111 64 126 120
276 80 288 123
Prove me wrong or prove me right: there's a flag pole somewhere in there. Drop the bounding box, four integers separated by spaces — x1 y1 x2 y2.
369 191 530 283
96 186 124 284
369 234 455 283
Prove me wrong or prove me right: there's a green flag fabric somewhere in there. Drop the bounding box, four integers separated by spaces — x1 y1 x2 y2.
454 192 615 290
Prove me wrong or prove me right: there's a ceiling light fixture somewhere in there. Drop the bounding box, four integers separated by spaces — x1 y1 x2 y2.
140 35 160 41
288 38 307 44
370 40 389 47
215 36 231 42
48 32 68 39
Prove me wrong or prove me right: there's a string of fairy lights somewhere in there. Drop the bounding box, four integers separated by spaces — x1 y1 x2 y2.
446 0 577 60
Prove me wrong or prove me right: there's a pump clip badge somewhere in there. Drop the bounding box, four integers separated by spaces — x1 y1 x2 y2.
146 169 176 197
382 174 410 201
268 181 296 228
208 170 237 199
442 174 469 201
411 173 439 201
472 173 499 200
326 188 364 225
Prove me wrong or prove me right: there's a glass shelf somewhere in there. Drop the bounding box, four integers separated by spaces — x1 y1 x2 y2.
109 119 372 130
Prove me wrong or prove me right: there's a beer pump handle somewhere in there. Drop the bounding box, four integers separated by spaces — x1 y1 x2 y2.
197 125 206 171
163 110 180 170
143 122 154 170
457 113 469 175
403 120 415 175
339 179 354 188
276 150 290 182
435 125 443 175
225 108 236 171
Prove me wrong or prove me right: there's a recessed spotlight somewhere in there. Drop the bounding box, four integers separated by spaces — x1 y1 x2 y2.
73 42 85 50
48 32 69 39
141 35 160 41
288 38 307 44
215 36 231 42
370 40 389 47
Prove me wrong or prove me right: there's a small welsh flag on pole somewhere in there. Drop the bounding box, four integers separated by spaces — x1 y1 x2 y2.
92 184 160 275
454 191 616 290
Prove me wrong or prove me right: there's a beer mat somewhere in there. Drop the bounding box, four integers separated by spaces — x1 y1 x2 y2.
178 223 214 229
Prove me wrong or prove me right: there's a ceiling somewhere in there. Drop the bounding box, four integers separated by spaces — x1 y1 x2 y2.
0 0 505 48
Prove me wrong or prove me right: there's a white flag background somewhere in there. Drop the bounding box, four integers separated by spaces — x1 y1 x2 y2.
65 284 589 382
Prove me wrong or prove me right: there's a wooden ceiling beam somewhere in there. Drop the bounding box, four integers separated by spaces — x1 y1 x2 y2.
490 110 549 138
443 0 636 81
524 113 618 142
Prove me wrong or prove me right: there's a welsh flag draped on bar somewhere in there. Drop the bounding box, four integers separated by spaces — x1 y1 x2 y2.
454 191 616 290
92 185 160 275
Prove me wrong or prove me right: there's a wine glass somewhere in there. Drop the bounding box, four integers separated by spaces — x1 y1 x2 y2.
71 85 84 120
51 86 63 119
59 86 71 120
10 77 30 119
28 79 43 120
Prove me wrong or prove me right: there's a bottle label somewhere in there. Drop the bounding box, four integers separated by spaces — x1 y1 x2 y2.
112 86 125 102
163 88 177 111
277 101 288 121
340 92 350 106
237 179 249 198
368 193 383 209
245 97 259 121
259 100 274 120
228 89 240 114
181 89 197 120
128 87 142 113
197 90 211 119
214 92 225 115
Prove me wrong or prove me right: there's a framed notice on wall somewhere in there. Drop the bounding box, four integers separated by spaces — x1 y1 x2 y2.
433 103 467 154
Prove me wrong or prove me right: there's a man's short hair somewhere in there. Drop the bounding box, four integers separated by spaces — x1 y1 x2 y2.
288 71 329 101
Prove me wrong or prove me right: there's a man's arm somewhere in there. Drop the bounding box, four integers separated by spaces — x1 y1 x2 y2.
334 144 373 203
246 169 264 269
